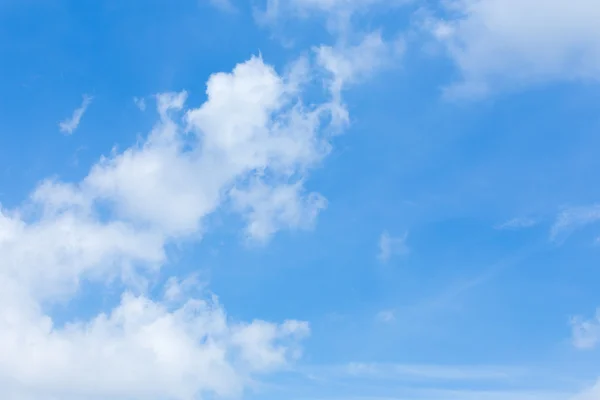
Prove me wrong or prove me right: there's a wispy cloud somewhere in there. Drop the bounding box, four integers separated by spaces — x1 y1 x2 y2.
133 96 146 111
571 309 600 350
495 217 538 230
341 362 523 382
291 363 574 400
550 205 600 243
209 0 236 12
375 310 395 323
378 231 409 262
396 388 570 400
59 94 93 135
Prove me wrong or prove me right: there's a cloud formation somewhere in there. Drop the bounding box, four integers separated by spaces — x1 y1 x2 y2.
550 204 600 243
494 217 538 231
571 309 600 350
428 0 600 97
378 231 409 262
133 96 146 111
59 94 93 135
0 54 349 399
257 0 408 33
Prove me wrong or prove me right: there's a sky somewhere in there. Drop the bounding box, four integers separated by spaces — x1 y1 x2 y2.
1 0 600 399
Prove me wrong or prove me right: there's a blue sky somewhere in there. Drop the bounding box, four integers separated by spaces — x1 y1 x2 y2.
1 0 600 399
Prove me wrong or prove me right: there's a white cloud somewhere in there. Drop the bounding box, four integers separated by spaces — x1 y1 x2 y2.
375 310 395 323
550 205 600 243
256 0 406 83
296 361 600 400
429 0 600 97
316 31 404 103
59 94 93 135
0 288 309 400
231 181 327 242
341 362 523 382
378 230 409 262
0 53 350 399
133 96 146 111
495 217 537 230
81 57 336 240
571 310 600 350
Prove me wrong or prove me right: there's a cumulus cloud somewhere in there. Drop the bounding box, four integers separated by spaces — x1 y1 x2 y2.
378 230 409 262
428 0 600 97
0 53 352 399
59 94 93 135
0 289 309 400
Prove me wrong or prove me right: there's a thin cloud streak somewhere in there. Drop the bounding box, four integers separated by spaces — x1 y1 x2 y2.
59 94 93 135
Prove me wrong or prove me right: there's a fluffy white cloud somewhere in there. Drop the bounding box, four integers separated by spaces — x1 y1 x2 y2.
0 54 348 399
430 0 600 97
0 287 310 400
46 57 335 241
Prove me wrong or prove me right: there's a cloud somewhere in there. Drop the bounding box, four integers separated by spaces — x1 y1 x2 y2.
550 205 600 243
571 381 600 400
133 96 146 111
0 288 309 400
342 362 524 382
256 0 406 81
428 0 600 97
81 57 336 240
256 0 408 33
300 362 571 400
375 310 395 323
316 31 404 101
570 309 600 350
0 53 350 399
494 217 538 230
209 0 236 12
230 181 327 242
378 230 409 262
59 94 93 135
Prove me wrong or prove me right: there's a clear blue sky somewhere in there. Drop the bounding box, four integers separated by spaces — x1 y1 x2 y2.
1 1 600 399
